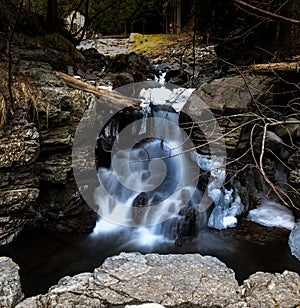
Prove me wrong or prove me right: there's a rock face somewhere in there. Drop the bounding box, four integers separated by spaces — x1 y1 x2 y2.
0 257 23 307
0 114 41 244
0 42 97 244
16 252 300 308
186 74 276 153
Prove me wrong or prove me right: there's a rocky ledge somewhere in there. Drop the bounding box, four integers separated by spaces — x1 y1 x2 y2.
12 252 300 307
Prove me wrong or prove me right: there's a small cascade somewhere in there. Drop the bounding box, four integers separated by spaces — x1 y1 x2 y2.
139 85 195 112
93 103 204 243
104 118 119 139
93 84 245 246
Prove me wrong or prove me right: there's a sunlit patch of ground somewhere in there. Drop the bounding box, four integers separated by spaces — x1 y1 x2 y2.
130 33 192 58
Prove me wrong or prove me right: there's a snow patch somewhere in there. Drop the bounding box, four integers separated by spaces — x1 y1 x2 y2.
247 200 295 230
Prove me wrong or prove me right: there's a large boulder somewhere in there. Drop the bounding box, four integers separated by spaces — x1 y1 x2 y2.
185 74 276 152
0 257 23 307
240 271 300 307
16 252 246 307
16 252 300 307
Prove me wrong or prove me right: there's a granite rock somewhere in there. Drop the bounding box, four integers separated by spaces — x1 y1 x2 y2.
240 270 300 307
16 252 300 307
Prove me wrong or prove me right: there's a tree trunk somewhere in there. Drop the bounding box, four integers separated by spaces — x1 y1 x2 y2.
176 0 181 35
249 61 300 73
46 0 58 33
55 72 140 110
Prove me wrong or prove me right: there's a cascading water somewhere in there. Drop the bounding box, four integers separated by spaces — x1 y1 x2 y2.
93 103 205 245
2 81 298 298
92 83 245 246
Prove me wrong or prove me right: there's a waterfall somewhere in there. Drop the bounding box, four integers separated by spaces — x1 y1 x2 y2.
92 84 244 246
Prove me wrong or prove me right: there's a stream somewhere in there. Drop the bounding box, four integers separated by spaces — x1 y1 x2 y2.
1 81 300 298
1 38 299 299
0 223 300 297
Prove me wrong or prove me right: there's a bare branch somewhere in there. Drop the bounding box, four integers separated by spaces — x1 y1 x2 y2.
232 0 300 25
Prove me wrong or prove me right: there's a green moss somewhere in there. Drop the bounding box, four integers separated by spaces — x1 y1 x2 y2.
130 33 182 57
18 33 85 65
43 33 85 63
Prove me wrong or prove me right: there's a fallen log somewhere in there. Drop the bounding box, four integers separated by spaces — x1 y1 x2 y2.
249 61 300 74
55 71 140 110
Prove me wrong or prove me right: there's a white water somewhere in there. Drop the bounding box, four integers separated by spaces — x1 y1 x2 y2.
92 85 204 242
139 86 195 112
92 84 245 243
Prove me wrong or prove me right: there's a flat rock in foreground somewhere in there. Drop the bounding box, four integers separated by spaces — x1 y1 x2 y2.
15 252 300 307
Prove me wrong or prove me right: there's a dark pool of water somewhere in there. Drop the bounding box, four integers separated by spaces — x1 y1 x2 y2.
0 221 300 298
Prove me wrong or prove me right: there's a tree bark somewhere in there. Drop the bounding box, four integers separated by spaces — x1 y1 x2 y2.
46 0 59 33
176 0 181 35
249 61 300 73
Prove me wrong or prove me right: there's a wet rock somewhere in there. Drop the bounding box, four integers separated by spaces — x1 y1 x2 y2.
254 131 284 153
16 252 246 307
133 192 148 207
107 52 155 80
0 257 24 307
35 155 72 185
17 49 65 70
111 72 135 87
176 202 202 245
240 271 300 307
0 188 39 213
0 114 41 244
0 187 40 245
190 74 275 114
0 47 99 244
0 168 39 191
131 193 149 224
164 69 188 85
37 180 96 234
81 48 108 72
276 117 300 139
